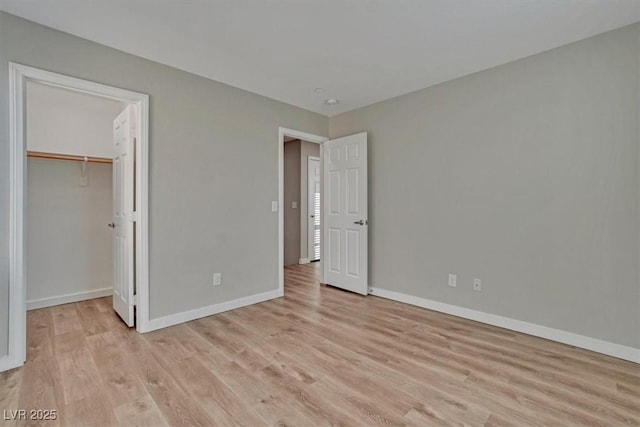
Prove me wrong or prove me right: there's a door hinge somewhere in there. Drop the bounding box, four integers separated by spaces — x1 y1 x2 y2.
132 294 138 306
130 211 138 222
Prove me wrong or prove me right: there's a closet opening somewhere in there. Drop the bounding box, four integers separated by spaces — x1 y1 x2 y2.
6 63 150 372
25 81 136 331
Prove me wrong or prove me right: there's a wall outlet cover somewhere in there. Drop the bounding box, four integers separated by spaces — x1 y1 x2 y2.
448 274 457 287
213 273 222 286
473 278 482 291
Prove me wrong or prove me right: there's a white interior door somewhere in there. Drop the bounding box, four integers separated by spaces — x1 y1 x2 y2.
112 105 135 327
308 157 321 262
322 132 368 295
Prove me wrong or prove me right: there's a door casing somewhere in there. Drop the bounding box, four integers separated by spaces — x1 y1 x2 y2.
278 128 328 295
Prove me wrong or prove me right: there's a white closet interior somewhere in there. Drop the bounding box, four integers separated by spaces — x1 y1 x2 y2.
26 81 127 310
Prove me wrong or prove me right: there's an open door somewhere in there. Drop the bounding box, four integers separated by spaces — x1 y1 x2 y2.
111 105 136 326
323 132 368 295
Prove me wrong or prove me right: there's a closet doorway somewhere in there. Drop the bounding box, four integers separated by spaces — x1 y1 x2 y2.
6 64 150 372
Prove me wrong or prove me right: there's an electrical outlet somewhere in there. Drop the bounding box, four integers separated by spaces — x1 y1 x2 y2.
271 201 278 212
473 278 482 292
213 273 222 286
292 201 297 209
448 274 457 288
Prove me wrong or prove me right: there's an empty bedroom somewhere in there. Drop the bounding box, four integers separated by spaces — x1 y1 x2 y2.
0 1 638 426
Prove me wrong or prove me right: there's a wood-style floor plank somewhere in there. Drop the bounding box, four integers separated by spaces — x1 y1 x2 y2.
112 394 168 427
1 263 638 426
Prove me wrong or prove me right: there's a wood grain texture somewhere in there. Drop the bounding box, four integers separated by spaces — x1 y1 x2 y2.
1 263 638 426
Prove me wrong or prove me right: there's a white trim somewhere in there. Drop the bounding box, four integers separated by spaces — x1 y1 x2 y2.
6 63 151 372
146 289 282 332
369 287 640 363
0 355 22 373
278 127 328 296
298 258 311 264
135 88 151 334
8 61 26 370
27 288 113 311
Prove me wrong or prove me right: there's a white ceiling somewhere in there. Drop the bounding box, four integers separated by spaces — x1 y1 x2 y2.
1 0 638 116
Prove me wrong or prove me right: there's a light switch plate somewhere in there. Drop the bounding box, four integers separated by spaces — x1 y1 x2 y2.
292 201 297 209
271 201 278 212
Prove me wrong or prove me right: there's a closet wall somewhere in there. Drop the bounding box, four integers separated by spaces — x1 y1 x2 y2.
26 82 126 309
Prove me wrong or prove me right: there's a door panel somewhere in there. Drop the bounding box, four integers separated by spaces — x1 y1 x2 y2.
322 132 368 295
346 168 359 214
112 105 135 327
329 171 341 213
346 229 360 277
329 228 341 273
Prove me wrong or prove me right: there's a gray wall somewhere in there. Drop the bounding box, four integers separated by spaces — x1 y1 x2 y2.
331 24 640 348
299 140 320 261
0 11 328 357
284 140 301 266
27 159 113 303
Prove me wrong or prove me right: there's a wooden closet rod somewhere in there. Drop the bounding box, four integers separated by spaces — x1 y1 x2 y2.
27 151 113 164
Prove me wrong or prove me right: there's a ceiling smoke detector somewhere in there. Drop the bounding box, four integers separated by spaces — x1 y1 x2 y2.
325 98 340 106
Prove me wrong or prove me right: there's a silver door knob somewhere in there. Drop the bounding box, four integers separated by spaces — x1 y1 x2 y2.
353 220 367 225
107 222 115 228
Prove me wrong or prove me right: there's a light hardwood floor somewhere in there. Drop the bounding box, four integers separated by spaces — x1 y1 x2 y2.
1 263 639 426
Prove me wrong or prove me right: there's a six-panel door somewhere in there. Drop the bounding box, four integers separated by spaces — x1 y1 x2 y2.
322 132 368 295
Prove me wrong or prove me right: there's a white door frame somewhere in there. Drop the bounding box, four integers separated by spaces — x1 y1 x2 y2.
3 63 151 372
306 156 321 262
278 127 328 295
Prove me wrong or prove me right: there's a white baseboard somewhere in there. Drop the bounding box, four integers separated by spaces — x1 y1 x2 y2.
27 287 112 311
146 289 282 332
369 287 640 364
298 258 311 264
0 355 23 373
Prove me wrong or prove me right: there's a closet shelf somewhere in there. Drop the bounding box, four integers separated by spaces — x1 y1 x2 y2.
27 151 113 164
